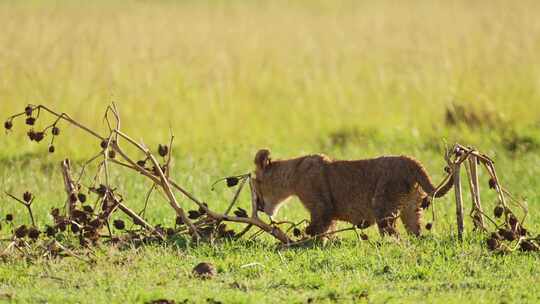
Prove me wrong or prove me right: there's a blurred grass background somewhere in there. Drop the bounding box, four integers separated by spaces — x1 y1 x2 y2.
1 0 540 158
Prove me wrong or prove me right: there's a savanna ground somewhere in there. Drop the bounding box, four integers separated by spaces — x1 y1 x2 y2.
1 1 540 303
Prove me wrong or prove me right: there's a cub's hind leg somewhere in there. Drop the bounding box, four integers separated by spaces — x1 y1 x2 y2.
372 181 402 237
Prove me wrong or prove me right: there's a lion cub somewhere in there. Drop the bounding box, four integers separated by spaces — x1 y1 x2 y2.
252 149 453 237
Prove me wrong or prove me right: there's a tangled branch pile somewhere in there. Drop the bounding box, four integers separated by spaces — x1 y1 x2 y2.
1 104 538 263
2 104 308 262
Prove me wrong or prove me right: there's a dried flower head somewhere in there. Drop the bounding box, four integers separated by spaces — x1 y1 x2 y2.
499 228 516 241
78 193 87 203
48 145 55 153
28 227 40 240
293 228 302 237
5 214 13 222
15 225 28 238
82 205 93 213
52 126 60 136
25 117 36 126
70 223 80 233
486 237 499 251
488 178 497 189
493 206 504 218
45 225 57 237
425 222 433 230
27 129 36 141
24 106 33 116
158 144 169 157
226 177 239 187
50 208 60 218
137 160 147 167
100 140 108 149
233 208 248 218
360 233 369 241
113 219 125 230
34 132 45 142
188 210 201 219
23 191 33 203
4 120 13 130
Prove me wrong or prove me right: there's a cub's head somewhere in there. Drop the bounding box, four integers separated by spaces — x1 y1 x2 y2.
252 149 291 217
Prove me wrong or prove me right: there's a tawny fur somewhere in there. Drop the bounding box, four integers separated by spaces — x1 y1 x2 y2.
252 149 453 237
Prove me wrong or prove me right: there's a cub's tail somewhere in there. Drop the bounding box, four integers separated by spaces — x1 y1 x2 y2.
408 158 454 198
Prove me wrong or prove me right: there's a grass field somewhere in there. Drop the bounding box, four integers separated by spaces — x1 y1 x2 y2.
1 1 540 303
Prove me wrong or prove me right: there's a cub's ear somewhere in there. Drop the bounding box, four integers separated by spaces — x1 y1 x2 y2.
254 149 271 170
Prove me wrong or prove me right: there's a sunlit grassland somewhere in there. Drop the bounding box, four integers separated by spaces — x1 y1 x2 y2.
1 1 540 303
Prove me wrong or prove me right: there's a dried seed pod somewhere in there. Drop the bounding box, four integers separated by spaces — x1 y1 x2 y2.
78 193 87 203
5 214 13 222
226 177 239 187
188 210 201 219
425 222 433 230
520 240 538 252
293 228 302 237
486 237 499 251
360 233 369 241
23 191 33 203
444 166 451 174
113 219 125 230
24 106 33 116
454 147 463 157
198 203 208 215
108 150 116 159
192 262 217 279
45 225 57 237
499 228 516 241
493 205 504 218
72 209 88 223
70 193 78 203
15 225 28 238
28 227 40 240
508 214 518 227
175 216 184 226
136 160 146 167
96 184 107 197
488 178 497 190
88 219 103 229
27 130 36 141
34 132 44 142
233 208 248 218
25 117 36 126
56 221 67 232
52 126 60 136
4 120 13 130
82 205 93 214
50 208 60 218
70 224 80 233
158 144 169 157
48 145 55 153
100 140 108 149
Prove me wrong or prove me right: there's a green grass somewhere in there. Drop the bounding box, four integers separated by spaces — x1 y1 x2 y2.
1 1 540 303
